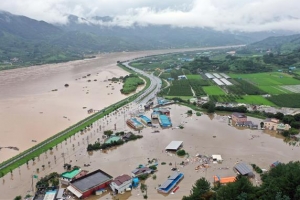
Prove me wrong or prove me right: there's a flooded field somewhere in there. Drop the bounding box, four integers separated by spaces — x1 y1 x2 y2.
0 46 239 162
0 104 299 199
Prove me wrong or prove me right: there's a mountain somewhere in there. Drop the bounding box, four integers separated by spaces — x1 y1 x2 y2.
0 11 297 70
249 34 300 53
0 10 61 40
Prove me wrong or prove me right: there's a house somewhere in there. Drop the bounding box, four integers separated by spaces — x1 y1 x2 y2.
67 169 113 199
235 121 258 129
60 169 89 185
131 167 153 177
264 118 290 131
231 113 247 124
110 174 132 194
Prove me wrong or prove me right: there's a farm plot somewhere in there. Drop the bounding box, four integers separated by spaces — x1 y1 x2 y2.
168 80 193 96
210 95 240 103
267 94 300 108
236 95 276 106
186 74 202 80
233 79 266 95
258 86 292 94
189 79 207 96
229 72 300 86
160 73 171 79
280 85 300 93
203 86 226 95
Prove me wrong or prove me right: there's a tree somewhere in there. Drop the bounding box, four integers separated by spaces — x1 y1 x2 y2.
260 122 264 129
207 102 215 113
177 149 186 156
104 130 113 137
14 196 22 200
183 177 211 200
187 110 193 115
215 175 255 200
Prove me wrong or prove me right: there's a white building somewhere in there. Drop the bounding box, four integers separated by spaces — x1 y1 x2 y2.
110 174 132 194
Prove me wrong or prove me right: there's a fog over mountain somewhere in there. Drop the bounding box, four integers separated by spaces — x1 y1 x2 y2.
1 0 300 32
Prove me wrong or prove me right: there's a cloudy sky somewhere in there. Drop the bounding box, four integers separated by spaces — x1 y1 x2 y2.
1 0 300 32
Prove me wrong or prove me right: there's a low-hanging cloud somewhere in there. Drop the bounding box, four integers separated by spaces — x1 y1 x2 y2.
1 0 300 32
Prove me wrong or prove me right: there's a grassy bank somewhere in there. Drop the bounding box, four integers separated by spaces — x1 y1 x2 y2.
121 74 144 94
0 63 151 177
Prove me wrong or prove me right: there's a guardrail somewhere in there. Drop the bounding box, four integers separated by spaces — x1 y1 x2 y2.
0 63 155 175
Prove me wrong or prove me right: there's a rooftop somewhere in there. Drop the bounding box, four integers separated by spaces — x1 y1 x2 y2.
132 167 152 175
234 163 252 175
165 141 183 151
264 118 279 123
70 169 113 192
112 174 131 186
61 169 81 179
105 135 121 144
232 112 247 118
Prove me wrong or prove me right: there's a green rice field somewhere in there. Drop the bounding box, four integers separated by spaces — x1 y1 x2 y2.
236 95 276 106
186 74 202 80
258 86 292 94
203 86 225 95
229 72 300 86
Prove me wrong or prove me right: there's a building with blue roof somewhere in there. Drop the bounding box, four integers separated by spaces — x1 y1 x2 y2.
157 172 184 193
140 115 152 126
159 115 172 128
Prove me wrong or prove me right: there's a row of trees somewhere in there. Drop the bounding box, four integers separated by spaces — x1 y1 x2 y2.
183 161 300 200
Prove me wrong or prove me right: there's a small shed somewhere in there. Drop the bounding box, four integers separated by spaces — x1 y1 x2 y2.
165 141 183 151
234 163 253 177
212 155 223 162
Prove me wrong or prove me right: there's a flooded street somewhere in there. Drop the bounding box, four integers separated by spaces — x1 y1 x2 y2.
0 104 299 199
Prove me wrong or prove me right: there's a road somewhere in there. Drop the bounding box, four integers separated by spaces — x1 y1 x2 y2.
123 62 162 105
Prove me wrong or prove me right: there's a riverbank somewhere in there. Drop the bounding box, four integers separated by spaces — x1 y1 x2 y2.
0 46 241 162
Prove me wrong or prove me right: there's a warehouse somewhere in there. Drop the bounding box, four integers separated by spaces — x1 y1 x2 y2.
67 169 113 198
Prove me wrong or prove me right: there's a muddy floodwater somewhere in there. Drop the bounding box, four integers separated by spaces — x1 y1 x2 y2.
0 103 299 199
0 46 242 162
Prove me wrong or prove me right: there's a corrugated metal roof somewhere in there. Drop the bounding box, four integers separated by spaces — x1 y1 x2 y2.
165 141 183 150
159 180 173 189
67 186 82 198
169 172 180 180
234 163 252 175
